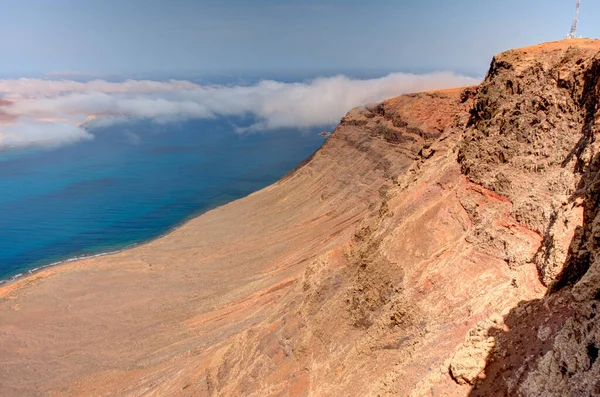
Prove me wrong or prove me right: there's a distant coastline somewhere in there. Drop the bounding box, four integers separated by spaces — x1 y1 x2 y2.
0 191 242 286
0 121 326 283
0 246 131 286
0 128 329 285
1 210 183 286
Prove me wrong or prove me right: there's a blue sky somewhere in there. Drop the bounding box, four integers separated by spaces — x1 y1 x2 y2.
0 0 598 77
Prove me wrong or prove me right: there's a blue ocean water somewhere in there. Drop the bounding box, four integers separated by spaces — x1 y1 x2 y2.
0 117 326 280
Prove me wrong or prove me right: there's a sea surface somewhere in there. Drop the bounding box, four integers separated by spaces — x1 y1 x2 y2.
0 117 326 280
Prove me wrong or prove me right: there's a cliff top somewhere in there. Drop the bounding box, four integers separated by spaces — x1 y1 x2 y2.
489 38 600 73
508 38 600 54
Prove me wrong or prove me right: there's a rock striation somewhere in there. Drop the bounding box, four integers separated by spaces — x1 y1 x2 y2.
1 39 600 396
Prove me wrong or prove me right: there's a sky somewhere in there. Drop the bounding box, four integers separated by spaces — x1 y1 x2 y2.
0 0 598 150
1 0 598 77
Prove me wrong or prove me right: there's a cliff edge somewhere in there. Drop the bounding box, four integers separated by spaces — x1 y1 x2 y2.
1 39 600 396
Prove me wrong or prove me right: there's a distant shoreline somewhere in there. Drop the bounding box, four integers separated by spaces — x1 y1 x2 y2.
0 128 323 287
0 245 133 285
0 197 228 286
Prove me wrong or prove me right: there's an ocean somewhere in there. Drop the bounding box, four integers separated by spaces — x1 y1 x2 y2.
0 116 326 280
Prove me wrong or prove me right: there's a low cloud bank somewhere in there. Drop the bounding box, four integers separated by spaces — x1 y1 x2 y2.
0 119 93 149
0 72 479 149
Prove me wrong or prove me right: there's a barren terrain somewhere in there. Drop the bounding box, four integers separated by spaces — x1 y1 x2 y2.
1 39 600 396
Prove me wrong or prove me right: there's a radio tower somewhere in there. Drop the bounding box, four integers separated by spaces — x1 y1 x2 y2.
566 0 581 39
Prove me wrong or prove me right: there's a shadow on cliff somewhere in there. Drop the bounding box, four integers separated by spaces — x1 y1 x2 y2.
468 154 600 396
467 59 600 395
466 295 576 396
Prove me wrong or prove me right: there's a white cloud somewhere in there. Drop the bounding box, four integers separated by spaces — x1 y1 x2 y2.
0 78 199 98
0 72 479 149
0 119 93 149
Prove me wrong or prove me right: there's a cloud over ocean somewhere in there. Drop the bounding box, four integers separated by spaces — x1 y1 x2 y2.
0 72 479 149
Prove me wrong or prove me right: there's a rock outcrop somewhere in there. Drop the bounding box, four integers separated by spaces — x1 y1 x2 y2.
1 39 600 396
463 39 600 397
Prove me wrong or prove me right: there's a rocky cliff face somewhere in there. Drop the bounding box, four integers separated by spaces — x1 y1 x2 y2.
1 40 600 397
459 39 600 397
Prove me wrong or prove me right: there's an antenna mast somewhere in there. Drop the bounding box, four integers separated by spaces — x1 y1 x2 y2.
567 0 581 39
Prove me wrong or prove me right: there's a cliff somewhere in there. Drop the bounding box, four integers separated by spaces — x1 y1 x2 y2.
1 39 600 396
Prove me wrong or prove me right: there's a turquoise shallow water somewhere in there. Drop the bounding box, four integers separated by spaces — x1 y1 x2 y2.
0 117 325 280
